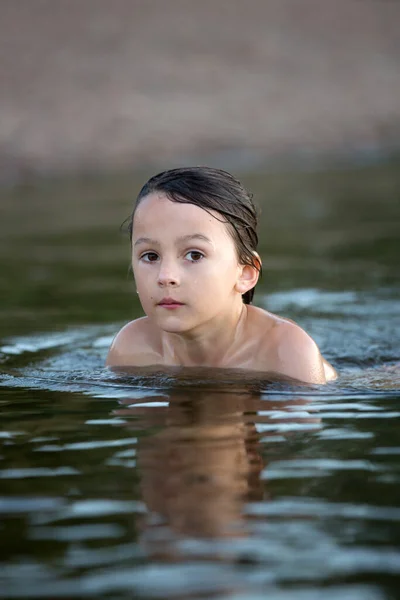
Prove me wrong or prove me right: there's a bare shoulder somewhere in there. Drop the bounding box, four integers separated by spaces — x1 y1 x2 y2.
106 317 161 367
248 306 327 384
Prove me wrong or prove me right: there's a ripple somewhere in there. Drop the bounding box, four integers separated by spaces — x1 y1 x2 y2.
29 524 124 542
0 467 79 479
245 498 400 521
0 497 65 514
371 447 400 455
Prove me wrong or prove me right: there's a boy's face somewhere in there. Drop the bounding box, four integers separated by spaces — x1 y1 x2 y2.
131 192 246 335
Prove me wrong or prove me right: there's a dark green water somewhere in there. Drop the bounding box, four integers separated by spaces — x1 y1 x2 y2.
0 163 399 599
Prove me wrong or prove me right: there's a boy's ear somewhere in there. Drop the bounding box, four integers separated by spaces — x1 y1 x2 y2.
252 251 262 273
235 253 261 295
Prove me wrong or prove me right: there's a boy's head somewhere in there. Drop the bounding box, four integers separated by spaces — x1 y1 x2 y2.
129 167 261 304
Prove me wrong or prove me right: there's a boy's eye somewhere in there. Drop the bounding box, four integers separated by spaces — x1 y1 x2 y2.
185 251 204 262
141 252 159 262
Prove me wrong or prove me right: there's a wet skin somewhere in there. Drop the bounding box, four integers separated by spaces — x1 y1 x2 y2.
107 193 337 384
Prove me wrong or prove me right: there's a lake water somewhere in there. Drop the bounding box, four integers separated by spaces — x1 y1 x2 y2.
0 163 399 599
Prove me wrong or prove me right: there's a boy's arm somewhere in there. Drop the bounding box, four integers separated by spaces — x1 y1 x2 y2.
106 319 159 367
106 327 132 366
268 322 328 385
322 357 338 382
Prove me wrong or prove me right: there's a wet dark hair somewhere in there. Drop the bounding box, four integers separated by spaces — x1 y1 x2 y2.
128 166 261 304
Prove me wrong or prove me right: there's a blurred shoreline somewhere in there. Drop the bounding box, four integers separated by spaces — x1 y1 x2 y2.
1 0 400 183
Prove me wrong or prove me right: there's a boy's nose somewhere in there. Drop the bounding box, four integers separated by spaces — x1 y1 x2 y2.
157 263 180 287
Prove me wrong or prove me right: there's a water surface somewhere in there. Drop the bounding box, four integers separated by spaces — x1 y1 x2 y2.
0 163 399 599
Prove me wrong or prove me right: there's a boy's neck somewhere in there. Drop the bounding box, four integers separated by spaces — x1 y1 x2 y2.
161 303 248 368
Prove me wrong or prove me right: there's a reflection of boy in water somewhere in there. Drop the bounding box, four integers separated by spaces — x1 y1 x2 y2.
116 390 318 545
139 417 261 540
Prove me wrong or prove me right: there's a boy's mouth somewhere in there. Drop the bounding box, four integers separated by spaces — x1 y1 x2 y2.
158 297 185 308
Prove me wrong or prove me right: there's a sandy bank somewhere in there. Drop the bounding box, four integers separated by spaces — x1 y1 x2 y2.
1 0 400 180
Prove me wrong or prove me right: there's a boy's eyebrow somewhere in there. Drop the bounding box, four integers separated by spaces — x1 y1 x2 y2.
134 237 158 247
134 234 213 247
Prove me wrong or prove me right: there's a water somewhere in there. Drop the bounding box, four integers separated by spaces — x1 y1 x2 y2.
0 163 399 599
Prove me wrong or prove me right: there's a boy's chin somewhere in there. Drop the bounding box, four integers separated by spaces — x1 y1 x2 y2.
155 315 195 335
159 322 192 335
